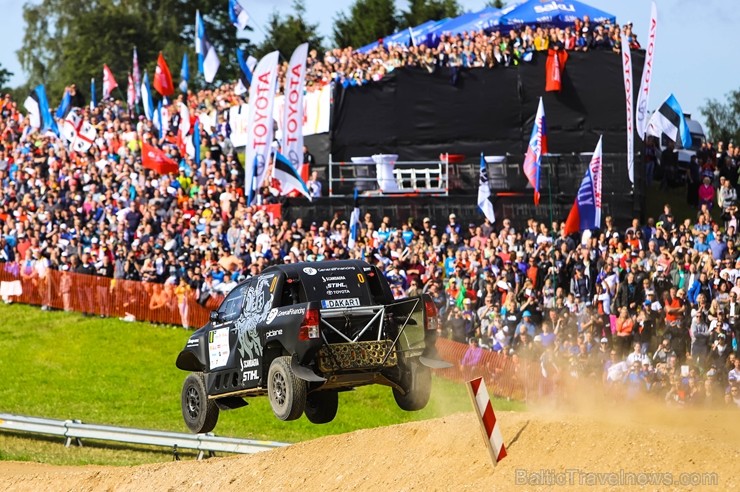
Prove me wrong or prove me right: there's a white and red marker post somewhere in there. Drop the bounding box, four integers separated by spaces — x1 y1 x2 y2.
467 377 507 467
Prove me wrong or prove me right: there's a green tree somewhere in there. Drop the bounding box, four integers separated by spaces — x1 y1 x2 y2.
333 0 398 49
400 0 461 28
256 0 324 59
486 0 506 8
17 0 257 104
0 63 13 93
699 89 740 145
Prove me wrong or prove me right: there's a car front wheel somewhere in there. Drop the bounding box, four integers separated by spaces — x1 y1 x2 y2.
268 356 307 421
181 372 219 433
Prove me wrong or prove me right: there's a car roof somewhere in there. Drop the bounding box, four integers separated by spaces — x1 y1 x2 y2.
262 259 374 278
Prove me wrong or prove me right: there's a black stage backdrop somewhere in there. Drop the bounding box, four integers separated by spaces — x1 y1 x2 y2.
331 50 644 161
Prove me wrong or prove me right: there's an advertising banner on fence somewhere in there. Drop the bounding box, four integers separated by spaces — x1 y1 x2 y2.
230 84 331 148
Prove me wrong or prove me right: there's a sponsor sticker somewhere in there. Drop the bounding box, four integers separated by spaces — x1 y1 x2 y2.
303 267 318 275
321 275 346 282
357 273 365 283
208 328 229 369
266 308 278 325
321 298 361 309
269 276 278 293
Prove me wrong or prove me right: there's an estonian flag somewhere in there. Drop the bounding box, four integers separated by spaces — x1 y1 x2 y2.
228 0 250 30
24 85 58 135
195 10 220 83
646 94 692 149
273 152 312 201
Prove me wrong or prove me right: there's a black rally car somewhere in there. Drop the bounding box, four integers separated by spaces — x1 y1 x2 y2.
176 260 449 433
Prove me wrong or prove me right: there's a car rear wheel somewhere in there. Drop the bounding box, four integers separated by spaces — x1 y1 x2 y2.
304 390 339 424
393 360 432 411
268 356 307 421
181 372 219 433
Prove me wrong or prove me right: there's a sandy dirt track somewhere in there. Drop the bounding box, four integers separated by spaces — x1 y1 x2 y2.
0 401 737 492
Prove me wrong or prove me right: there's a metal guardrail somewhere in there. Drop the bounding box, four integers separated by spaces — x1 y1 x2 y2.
0 413 288 460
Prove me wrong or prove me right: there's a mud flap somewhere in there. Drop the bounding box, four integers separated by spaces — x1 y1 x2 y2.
387 296 450 369
291 357 327 382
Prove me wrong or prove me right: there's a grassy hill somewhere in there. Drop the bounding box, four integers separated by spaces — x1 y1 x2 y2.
0 304 521 465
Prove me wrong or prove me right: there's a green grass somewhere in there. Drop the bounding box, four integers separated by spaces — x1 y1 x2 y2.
0 304 522 465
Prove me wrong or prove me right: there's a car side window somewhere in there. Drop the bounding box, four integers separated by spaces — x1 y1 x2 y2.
217 281 249 322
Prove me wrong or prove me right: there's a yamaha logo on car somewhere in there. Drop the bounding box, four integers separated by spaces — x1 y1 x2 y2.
266 308 278 325
303 267 318 275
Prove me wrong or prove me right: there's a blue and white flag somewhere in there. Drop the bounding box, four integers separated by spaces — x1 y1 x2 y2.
646 94 692 149
478 153 495 223
24 85 58 135
234 48 256 95
179 53 189 94
228 0 250 30
195 10 220 83
55 89 72 119
141 71 154 121
90 78 96 110
154 100 164 139
273 151 312 201
348 189 361 249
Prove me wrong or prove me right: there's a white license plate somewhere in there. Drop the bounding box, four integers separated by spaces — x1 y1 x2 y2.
321 298 361 309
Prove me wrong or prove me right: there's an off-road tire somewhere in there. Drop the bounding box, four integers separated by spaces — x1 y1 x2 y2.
393 360 432 411
181 372 220 433
304 390 339 424
268 356 307 421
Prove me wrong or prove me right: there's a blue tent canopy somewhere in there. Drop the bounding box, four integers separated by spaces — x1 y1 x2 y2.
355 19 441 54
499 0 615 28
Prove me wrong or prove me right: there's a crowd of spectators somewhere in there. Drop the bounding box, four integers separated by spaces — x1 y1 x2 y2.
1 14 738 407
306 16 641 87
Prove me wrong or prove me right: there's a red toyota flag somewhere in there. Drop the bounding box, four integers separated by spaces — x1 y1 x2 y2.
141 141 179 174
102 64 118 99
153 52 175 97
545 49 568 92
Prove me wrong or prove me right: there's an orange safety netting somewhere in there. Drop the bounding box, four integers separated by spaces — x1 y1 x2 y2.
0 266 216 328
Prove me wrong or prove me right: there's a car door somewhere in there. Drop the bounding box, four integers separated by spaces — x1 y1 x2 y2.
233 272 279 387
206 282 249 373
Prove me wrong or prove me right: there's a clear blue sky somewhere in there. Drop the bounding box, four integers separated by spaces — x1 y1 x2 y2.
1 0 737 129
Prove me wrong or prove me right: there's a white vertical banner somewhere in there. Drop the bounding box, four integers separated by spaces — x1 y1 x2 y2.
245 51 280 202
621 34 634 184
282 43 308 176
635 1 657 140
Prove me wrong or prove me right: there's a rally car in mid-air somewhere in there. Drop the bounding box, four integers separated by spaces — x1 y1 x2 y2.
176 260 449 433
